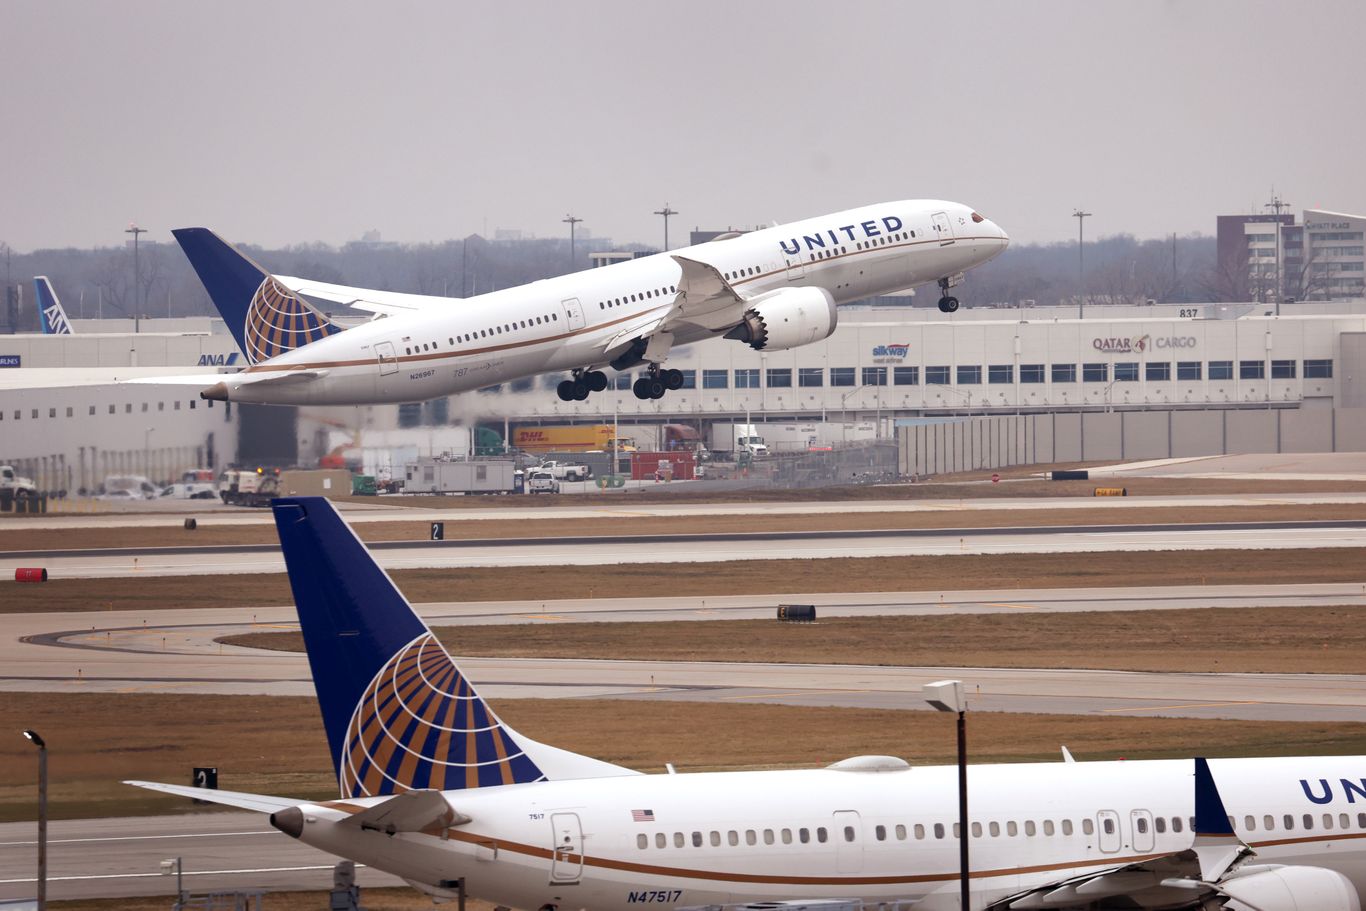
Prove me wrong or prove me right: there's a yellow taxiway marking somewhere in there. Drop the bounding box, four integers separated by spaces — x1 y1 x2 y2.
720 689 868 701
982 601 1039 610
1102 700 1260 713
526 614 574 622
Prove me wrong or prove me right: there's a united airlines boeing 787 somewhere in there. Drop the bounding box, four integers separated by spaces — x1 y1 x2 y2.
129 498 1366 911
167 201 1008 406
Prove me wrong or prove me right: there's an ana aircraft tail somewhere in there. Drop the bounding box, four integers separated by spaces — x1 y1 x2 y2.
33 276 73 335
271 497 636 798
172 228 341 365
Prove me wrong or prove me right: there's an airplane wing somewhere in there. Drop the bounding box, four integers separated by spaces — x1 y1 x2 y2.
998 759 1255 911
124 780 301 813
276 275 455 317
598 256 750 363
126 370 326 387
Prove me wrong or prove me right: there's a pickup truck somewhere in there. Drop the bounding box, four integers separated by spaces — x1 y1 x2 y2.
538 460 592 482
526 471 560 494
0 465 37 498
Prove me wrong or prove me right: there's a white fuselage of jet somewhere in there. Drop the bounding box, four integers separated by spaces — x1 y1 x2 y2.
287 756 1366 911
213 200 1007 405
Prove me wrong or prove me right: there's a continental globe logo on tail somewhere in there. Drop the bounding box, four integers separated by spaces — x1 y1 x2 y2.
779 215 905 256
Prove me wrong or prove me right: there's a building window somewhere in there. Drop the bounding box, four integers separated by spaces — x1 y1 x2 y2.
1304 359 1333 378
1240 360 1265 380
1271 360 1296 379
862 367 887 386
894 366 920 385
1177 361 1202 381
988 364 1013 384
1051 363 1076 383
702 369 728 389
1209 360 1234 380
677 370 696 389
1145 362 1171 381
735 369 760 389
830 367 856 387
956 365 981 385
1020 364 1045 383
765 368 792 388
926 365 951 385
1082 363 1108 383
798 368 824 387
1115 362 1139 382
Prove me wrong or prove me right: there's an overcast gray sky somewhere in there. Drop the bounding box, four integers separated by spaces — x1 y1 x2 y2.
3 1 1363 252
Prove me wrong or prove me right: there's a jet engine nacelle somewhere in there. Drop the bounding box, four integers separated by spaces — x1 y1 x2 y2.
725 286 837 352
1220 865 1361 911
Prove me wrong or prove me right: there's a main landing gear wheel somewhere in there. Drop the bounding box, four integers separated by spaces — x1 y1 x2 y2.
938 295 959 313
633 375 667 400
556 378 589 401
584 370 608 392
663 368 684 390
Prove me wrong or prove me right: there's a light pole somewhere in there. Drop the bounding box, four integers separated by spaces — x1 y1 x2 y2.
924 681 969 911
161 856 184 909
653 203 678 251
125 223 147 333
144 428 155 483
1265 195 1290 315
23 730 47 911
562 214 582 271
1073 210 1091 320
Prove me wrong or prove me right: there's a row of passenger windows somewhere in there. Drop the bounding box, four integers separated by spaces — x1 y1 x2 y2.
403 312 561 355
634 810 1366 851
713 232 920 281
599 286 678 311
1 399 214 420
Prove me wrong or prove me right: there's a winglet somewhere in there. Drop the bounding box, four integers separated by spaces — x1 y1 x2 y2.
1191 758 1252 881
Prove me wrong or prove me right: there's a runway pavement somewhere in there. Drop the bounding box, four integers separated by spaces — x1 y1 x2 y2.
4 520 1365 578
6 490 1366 531
6 584 1366 721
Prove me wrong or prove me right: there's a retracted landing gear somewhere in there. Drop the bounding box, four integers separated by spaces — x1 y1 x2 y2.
937 275 962 313
632 366 683 400
555 369 609 402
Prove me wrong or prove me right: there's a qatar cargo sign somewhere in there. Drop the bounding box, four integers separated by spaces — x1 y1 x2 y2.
1091 334 1196 354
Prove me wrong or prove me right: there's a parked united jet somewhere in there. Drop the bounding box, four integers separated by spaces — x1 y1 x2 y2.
168 200 1008 406
130 498 1366 911
33 276 74 335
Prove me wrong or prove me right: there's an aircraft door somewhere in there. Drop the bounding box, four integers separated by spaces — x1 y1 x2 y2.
549 812 584 884
1130 809 1155 853
1096 810 1122 853
832 810 863 873
375 341 398 376
785 255 806 281
560 297 586 332
932 211 955 246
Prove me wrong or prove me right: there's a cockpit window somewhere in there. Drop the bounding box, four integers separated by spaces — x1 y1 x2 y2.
971 212 985 223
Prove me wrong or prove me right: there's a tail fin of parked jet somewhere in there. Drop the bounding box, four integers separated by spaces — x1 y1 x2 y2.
271 497 637 797
172 228 341 365
33 276 73 335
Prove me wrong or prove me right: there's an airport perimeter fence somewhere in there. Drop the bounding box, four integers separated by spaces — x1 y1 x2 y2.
761 441 901 488
896 406 1366 477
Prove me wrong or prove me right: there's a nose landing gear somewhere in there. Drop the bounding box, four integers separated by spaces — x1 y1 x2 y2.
555 369 609 402
937 275 962 313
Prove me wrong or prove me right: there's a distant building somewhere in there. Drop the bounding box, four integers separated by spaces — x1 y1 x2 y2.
1217 208 1365 302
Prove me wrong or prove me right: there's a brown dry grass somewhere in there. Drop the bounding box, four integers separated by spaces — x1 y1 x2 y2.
7 692 1366 824
6 547 1365 615
4 503 1366 552
224 605 1366 675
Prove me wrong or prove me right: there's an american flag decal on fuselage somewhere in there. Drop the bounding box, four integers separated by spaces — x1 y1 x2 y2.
632 809 655 822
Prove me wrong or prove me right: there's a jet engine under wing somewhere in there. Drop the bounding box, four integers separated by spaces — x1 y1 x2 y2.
274 275 454 317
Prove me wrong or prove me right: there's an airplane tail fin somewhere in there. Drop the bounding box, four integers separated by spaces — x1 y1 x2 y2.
33 276 73 335
270 497 636 798
172 228 341 365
